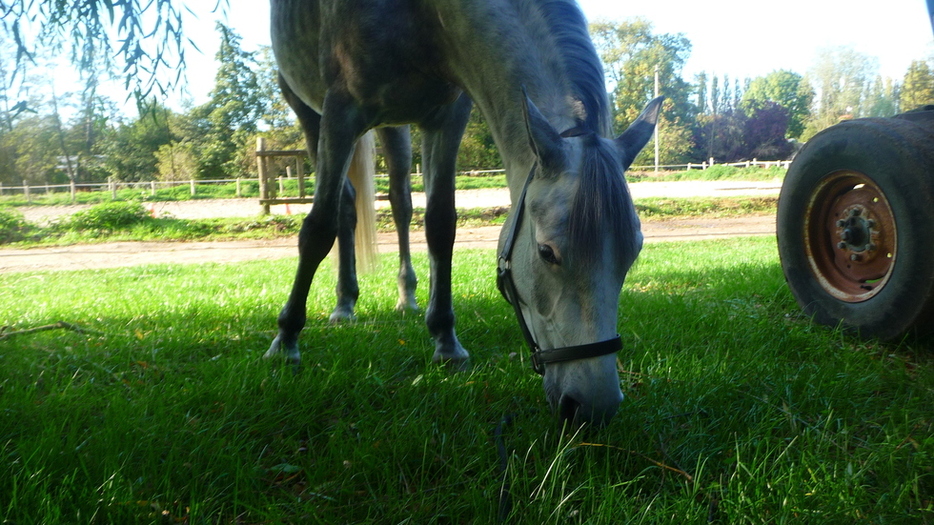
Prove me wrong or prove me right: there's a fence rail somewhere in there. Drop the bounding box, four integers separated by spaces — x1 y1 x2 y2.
630 158 791 171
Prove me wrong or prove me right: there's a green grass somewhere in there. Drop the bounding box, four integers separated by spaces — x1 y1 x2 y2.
629 165 786 182
2 236 932 523
635 196 776 219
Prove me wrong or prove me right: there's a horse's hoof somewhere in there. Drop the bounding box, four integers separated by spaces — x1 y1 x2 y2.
432 344 470 372
395 298 419 313
439 356 470 373
264 335 301 367
329 308 356 324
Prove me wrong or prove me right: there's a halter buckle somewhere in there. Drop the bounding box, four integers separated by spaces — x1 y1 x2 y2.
530 350 545 375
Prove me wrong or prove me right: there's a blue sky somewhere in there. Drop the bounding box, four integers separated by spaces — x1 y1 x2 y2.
76 0 934 114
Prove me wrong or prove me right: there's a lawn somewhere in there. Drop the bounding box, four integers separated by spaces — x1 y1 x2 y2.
1 237 932 523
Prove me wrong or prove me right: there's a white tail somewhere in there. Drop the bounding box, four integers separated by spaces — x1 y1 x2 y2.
345 131 379 272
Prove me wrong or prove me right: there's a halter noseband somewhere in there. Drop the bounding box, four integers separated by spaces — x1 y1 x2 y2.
496 162 622 375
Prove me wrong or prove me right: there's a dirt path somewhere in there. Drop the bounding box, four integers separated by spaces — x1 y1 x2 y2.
0 215 775 273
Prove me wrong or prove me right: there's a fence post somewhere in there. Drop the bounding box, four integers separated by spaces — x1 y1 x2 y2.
109 177 117 200
708 157 715 168
278 176 284 195
256 137 270 214
297 156 306 198
190 179 196 196
23 181 31 204
0 182 3 196
70 179 77 204
236 177 242 198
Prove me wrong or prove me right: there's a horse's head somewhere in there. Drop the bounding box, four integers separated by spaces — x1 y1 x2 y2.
498 95 662 427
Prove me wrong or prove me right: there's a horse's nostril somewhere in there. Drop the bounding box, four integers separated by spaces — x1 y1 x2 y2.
559 395 582 425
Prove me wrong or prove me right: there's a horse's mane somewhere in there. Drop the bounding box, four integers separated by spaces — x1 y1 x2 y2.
535 0 639 266
536 0 610 135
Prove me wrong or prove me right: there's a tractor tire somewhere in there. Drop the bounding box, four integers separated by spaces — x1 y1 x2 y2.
777 109 934 340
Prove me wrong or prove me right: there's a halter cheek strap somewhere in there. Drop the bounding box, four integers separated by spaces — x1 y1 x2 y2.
496 164 622 376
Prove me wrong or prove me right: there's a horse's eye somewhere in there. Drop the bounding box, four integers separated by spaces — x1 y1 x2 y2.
538 243 561 266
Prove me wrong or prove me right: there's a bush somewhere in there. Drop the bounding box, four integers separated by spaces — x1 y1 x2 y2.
65 201 153 231
0 207 32 244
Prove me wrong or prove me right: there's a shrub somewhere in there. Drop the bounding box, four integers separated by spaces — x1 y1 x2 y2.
699 164 741 179
0 207 32 244
66 201 153 231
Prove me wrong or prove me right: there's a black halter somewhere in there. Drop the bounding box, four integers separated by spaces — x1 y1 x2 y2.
496 163 622 375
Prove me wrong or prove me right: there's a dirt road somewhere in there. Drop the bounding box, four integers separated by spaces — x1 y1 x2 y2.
0 215 775 273
3 181 779 273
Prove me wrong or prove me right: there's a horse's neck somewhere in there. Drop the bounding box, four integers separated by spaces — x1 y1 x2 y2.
435 0 579 195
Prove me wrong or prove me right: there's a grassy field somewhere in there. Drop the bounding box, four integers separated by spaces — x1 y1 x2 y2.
2 237 932 523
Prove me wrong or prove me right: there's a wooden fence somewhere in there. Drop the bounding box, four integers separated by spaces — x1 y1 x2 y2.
630 158 791 171
0 178 253 204
0 151 791 207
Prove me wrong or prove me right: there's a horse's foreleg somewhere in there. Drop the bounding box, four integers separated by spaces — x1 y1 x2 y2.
420 94 472 369
378 126 418 312
265 89 367 365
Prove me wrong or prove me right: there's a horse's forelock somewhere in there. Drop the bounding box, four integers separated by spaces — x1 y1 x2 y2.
567 138 640 268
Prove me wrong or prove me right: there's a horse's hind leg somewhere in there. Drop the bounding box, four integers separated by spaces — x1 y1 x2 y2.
420 93 472 368
377 126 418 312
329 178 359 323
265 87 368 365
275 73 362 325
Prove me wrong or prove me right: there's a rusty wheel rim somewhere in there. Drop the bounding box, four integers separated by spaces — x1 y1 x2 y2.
803 170 897 303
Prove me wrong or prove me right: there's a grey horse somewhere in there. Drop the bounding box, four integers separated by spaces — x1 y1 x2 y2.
265 0 661 426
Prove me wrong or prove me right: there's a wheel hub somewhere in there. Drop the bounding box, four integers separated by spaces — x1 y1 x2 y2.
835 206 876 256
804 171 897 302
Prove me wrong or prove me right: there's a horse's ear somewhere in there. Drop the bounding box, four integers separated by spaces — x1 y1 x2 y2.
521 88 565 174
615 96 664 171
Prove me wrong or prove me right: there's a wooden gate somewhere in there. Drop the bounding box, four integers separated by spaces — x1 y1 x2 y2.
255 137 312 214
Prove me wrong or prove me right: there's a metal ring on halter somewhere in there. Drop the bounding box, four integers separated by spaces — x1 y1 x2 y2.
496 163 622 375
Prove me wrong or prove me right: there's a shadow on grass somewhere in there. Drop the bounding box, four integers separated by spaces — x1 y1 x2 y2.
2 240 933 523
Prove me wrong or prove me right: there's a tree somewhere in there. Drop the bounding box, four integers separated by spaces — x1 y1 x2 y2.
741 70 813 139
189 23 267 179
901 60 934 111
101 102 175 182
590 18 695 165
802 46 878 139
863 76 899 117
591 19 694 127
256 46 298 132
694 72 708 115
631 108 695 168
1 1 221 99
693 110 747 163
457 107 501 170
155 141 199 182
744 102 793 160
2 114 60 185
